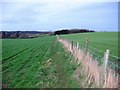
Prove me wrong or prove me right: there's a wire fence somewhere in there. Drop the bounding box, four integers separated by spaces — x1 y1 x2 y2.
58 36 119 88
65 39 120 71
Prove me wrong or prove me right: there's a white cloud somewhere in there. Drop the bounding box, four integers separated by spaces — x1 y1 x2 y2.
1 1 118 31
33 2 91 23
2 2 33 22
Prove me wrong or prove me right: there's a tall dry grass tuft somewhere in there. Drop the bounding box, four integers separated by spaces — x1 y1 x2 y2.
103 69 118 88
58 37 118 88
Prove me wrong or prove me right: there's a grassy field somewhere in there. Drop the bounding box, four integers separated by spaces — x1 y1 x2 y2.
2 36 79 88
2 32 119 88
60 32 119 66
60 32 119 56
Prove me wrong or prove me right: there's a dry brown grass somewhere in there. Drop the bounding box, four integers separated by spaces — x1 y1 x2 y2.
58 37 119 88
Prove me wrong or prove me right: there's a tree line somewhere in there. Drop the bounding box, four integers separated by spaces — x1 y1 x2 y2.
0 29 95 39
54 29 95 35
0 31 50 39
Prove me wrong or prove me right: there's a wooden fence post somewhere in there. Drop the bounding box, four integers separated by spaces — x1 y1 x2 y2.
103 49 110 86
71 41 73 53
56 35 59 39
100 49 110 87
77 42 79 50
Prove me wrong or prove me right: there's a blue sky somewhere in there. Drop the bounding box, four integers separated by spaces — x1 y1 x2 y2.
0 0 119 31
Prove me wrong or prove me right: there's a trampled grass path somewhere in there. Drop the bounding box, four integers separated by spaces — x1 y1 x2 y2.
42 39 79 88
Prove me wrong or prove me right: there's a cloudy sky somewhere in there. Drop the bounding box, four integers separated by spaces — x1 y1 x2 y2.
0 0 119 31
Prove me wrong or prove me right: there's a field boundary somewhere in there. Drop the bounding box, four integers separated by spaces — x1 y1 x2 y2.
57 35 119 88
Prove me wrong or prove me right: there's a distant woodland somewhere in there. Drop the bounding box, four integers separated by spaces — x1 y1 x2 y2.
54 29 95 35
0 31 50 39
0 29 95 39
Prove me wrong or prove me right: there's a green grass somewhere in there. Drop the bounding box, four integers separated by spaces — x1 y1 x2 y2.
2 36 79 88
40 40 79 88
2 36 55 88
60 32 119 68
60 32 119 56
3 32 118 88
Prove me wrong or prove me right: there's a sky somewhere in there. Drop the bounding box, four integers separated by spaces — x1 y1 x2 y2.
0 0 119 32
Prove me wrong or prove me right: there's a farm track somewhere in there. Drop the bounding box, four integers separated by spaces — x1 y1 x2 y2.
40 39 79 88
40 40 68 87
50 40 68 87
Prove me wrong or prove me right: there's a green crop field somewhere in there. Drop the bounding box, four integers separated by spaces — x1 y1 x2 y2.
60 32 119 68
2 32 119 88
60 32 119 56
2 36 79 88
